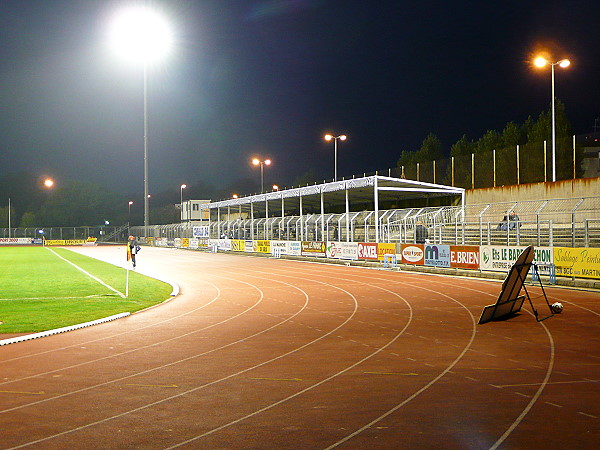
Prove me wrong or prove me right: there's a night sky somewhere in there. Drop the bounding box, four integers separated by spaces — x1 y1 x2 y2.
1 0 599 196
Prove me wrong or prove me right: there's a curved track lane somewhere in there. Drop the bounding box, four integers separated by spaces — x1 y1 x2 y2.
0 246 598 449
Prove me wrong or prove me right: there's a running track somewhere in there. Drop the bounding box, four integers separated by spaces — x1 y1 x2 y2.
1 246 598 449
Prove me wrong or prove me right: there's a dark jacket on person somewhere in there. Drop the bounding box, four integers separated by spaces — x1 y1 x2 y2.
415 224 428 244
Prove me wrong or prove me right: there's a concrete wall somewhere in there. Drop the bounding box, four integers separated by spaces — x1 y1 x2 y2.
465 177 600 204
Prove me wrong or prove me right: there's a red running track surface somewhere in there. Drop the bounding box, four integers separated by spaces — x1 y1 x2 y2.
1 246 598 449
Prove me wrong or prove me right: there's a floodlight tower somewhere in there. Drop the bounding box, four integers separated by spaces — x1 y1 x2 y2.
109 6 173 235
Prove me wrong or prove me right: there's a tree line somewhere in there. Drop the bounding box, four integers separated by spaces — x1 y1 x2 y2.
396 100 584 187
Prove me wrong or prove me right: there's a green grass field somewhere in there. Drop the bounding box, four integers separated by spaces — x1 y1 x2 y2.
0 247 173 334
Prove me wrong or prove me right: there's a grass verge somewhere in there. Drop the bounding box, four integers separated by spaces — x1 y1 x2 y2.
0 247 172 333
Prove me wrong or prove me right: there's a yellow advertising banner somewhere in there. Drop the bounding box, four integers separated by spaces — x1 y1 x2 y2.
554 247 600 279
255 240 270 253
231 240 245 252
44 240 87 246
181 238 190 248
377 243 397 260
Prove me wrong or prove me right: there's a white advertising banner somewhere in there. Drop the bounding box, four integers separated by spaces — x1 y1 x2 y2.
288 241 302 256
480 245 554 273
0 238 36 245
193 226 209 238
271 240 289 255
326 241 359 260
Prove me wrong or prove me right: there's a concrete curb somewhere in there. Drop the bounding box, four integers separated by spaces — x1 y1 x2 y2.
0 312 130 346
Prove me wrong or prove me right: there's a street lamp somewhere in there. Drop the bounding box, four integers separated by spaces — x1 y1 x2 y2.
324 134 347 181
43 178 55 189
180 184 187 222
109 6 173 235
534 56 570 182
180 183 187 205
252 158 272 193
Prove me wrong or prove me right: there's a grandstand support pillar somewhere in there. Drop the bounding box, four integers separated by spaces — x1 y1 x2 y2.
281 194 285 240
300 195 304 241
265 198 269 239
320 191 325 241
345 183 350 242
217 207 221 239
250 202 254 240
374 177 379 243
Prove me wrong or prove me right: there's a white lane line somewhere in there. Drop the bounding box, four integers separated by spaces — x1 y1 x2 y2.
46 248 125 298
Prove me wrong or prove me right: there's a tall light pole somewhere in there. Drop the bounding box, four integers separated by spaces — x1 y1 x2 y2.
180 184 187 222
109 6 172 236
534 56 570 182
252 158 272 193
324 134 347 181
128 200 133 218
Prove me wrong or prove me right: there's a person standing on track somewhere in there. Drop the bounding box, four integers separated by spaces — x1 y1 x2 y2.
127 235 139 268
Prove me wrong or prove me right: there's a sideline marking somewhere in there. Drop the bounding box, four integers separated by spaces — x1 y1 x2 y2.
46 248 125 298
249 377 302 382
0 390 45 395
492 379 599 388
125 384 179 388
364 372 419 376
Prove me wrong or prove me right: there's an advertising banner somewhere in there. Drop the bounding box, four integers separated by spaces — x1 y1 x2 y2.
401 244 424 265
231 239 245 252
424 244 451 267
480 246 553 273
244 240 255 252
326 241 359 260
554 247 600 279
44 240 88 246
377 243 397 261
271 240 288 255
288 241 302 256
0 238 36 245
217 239 231 251
174 238 182 248
450 245 480 269
189 238 199 249
302 241 326 257
180 238 189 248
193 226 209 238
358 242 378 260
255 240 271 253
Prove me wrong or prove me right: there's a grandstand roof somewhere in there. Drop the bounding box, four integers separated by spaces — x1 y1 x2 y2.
201 175 465 217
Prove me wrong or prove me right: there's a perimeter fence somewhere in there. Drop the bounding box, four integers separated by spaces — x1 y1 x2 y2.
128 196 600 249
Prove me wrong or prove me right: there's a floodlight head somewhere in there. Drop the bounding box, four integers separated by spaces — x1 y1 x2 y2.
109 6 173 64
252 158 260 166
324 134 333 141
339 135 347 141
181 184 187 189
264 159 272 166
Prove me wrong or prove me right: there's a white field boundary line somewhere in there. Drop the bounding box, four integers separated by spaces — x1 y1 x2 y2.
46 247 126 298
0 313 130 346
